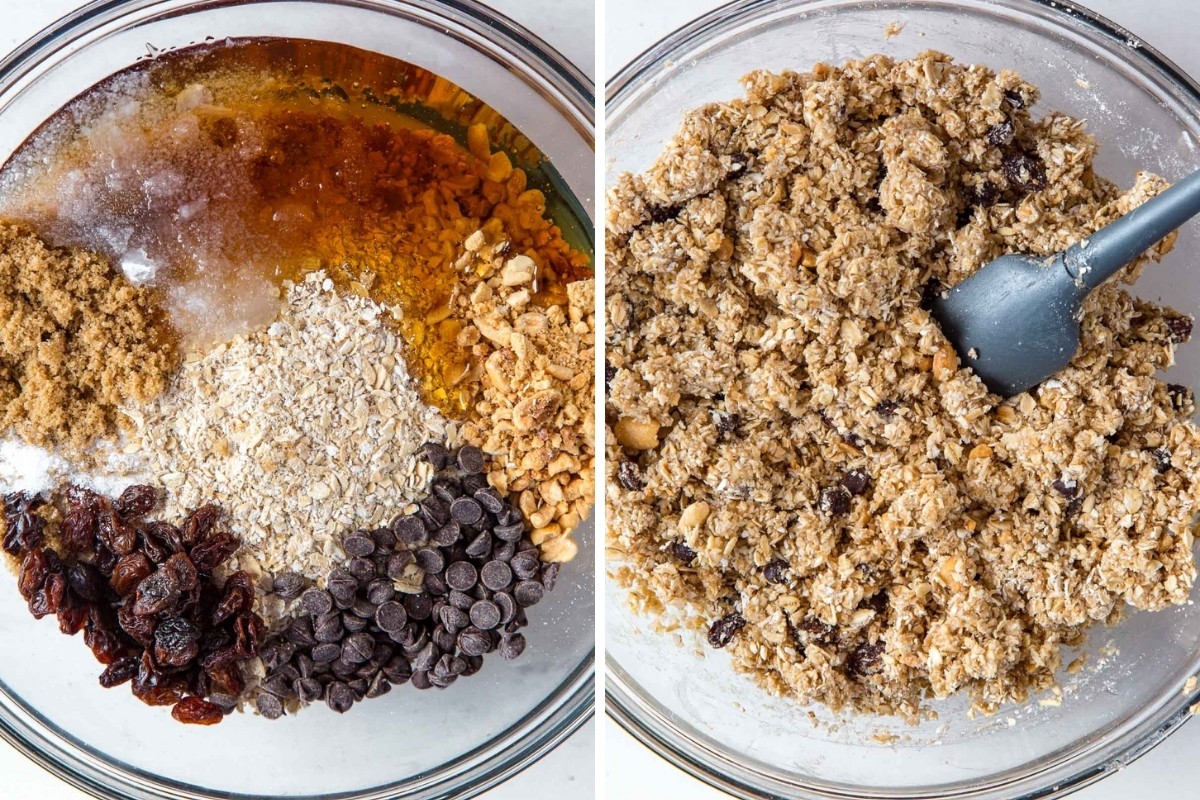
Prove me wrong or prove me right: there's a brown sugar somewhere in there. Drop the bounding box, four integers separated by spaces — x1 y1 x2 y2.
0 224 176 450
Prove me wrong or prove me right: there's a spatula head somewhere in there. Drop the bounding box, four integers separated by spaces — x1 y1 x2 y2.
931 253 1087 397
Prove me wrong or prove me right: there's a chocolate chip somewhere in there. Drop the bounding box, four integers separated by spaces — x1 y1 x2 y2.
342 612 369 632
343 532 375 557
272 572 307 600
480 561 513 591
841 469 871 496
386 550 414 579
1051 478 1078 499
1166 314 1194 344
458 627 492 657
1153 448 1173 473
494 592 517 626
605 361 617 394
1168 383 1193 411
616 461 645 491
707 612 746 648
1003 88 1026 109
375 601 407 633
541 562 560 591
430 522 461 548
311 642 341 663
415 548 445 574
819 486 852 516
295 677 323 703
986 119 1015 147
1001 152 1046 192
300 588 333 616
762 559 788 584
473 487 504 514
366 579 395 605
371 527 397 552
456 446 486 475
256 692 284 720
670 541 697 565
449 497 483 526
498 633 527 660
419 497 449 528
728 151 749 174
513 580 544 608
347 556 376 583
445 561 478 592
465 531 492 559
326 681 355 713
469 599 501 630
510 549 540 580
421 442 452 469
493 522 524 542
394 516 427 547
449 589 475 611
313 611 343 643
874 400 899 419
404 593 433 621
365 672 392 699
715 412 741 436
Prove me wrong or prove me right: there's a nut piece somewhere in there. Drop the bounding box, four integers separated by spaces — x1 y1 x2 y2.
679 501 711 530
540 536 578 563
932 342 958 381
615 418 660 451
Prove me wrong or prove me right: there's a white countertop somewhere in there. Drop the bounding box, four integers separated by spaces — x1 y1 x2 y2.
0 1 594 799
604 0 1200 798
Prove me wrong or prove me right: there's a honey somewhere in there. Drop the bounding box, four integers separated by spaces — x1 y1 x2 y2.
0 38 592 415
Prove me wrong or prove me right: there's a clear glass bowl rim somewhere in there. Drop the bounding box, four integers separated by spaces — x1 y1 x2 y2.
0 2 595 799
604 1 1200 798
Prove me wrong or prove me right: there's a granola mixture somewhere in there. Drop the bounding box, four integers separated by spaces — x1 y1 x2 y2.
454 227 596 563
118 273 450 586
0 225 176 450
606 51 1200 717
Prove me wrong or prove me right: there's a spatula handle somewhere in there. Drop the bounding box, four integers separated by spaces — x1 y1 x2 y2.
1064 166 1200 289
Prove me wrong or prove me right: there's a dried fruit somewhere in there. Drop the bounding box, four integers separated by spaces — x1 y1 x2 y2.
172 697 224 725
111 553 154 597
707 612 747 648
114 485 159 518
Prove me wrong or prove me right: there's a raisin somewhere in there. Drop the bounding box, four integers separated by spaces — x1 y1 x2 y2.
1168 383 1193 411
797 617 839 647
211 571 254 625
616 461 645 491
728 151 749 174
67 562 105 604
670 542 697 565
132 655 186 707
84 619 125 665
707 612 747 649
114 484 159 518
172 696 224 725
3 510 45 556
986 119 1015 147
181 504 221 549
190 529 239 572
604 361 617 394
1152 448 1173 473
57 598 89 636
132 568 182 616
118 604 157 647
1166 314 1194 344
139 526 172 564
232 611 265 658
154 617 201 667
41 572 67 616
99 657 139 688
863 591 889 615
205 662 246 697
96 510 138 556
65 485 103 513
146 521 186 554
111 553 154 597
845 640 886 678
967 181 999 207
17 547 50 600
1001 152 1046 192
59 508 98 553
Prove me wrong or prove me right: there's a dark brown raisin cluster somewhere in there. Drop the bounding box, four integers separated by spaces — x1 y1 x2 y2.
4 486 263 725
255 444 558 717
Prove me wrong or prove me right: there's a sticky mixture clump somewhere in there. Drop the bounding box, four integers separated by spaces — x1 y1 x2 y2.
453 227 596 563
0 225 176 450
119 273 450 587
605 51 1200 718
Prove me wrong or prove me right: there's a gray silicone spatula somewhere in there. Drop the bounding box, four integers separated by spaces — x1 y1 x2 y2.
932 167 1200 397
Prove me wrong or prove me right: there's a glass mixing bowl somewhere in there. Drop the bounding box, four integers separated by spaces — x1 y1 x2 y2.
605 1 1200 798
0 2 594 798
